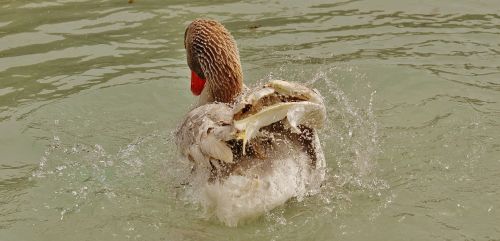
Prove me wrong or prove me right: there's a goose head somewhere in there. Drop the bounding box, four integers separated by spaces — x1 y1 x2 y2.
184 19 244 105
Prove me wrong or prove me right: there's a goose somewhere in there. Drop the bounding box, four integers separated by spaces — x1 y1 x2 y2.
175 19 327 226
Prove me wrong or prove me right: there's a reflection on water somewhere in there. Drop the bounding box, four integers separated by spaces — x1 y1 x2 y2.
1 0 499 240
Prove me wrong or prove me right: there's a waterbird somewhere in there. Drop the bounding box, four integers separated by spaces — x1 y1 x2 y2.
175 19 327 226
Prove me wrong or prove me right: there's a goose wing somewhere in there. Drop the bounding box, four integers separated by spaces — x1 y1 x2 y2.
175 103 235 165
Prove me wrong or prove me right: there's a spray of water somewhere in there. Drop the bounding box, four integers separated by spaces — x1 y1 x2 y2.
174 64 390 227
30 65 390 231
256 64 391 230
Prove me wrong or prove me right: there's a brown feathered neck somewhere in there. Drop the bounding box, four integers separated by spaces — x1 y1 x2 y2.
184 19 244 104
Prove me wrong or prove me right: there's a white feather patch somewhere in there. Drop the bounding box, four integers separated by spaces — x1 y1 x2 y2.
200 134 234 163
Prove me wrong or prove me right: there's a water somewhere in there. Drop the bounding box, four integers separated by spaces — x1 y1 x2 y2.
1 0 499 240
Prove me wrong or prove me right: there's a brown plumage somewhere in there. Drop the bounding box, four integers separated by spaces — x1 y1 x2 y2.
184 19 244 103
177 19 327 227
179 19 326 182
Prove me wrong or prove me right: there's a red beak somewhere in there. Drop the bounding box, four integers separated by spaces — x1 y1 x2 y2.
190 71 206 96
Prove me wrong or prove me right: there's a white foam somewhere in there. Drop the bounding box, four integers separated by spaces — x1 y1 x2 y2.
186 136 326 227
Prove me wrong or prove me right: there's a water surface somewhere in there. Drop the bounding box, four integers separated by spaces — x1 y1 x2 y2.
1 0 499 240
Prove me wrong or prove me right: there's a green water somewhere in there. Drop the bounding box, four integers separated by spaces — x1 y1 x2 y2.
1 0 499 240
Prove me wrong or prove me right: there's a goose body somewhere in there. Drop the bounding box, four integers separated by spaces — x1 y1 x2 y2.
175 19 327 226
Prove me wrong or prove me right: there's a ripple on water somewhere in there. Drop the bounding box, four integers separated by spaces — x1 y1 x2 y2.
1 0 499 240
16 66 388 238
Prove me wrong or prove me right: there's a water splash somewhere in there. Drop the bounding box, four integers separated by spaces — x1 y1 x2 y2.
29 65 389 232
29 129 185 227
175 65 390 228
253 64 391 231
264 64 383 180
